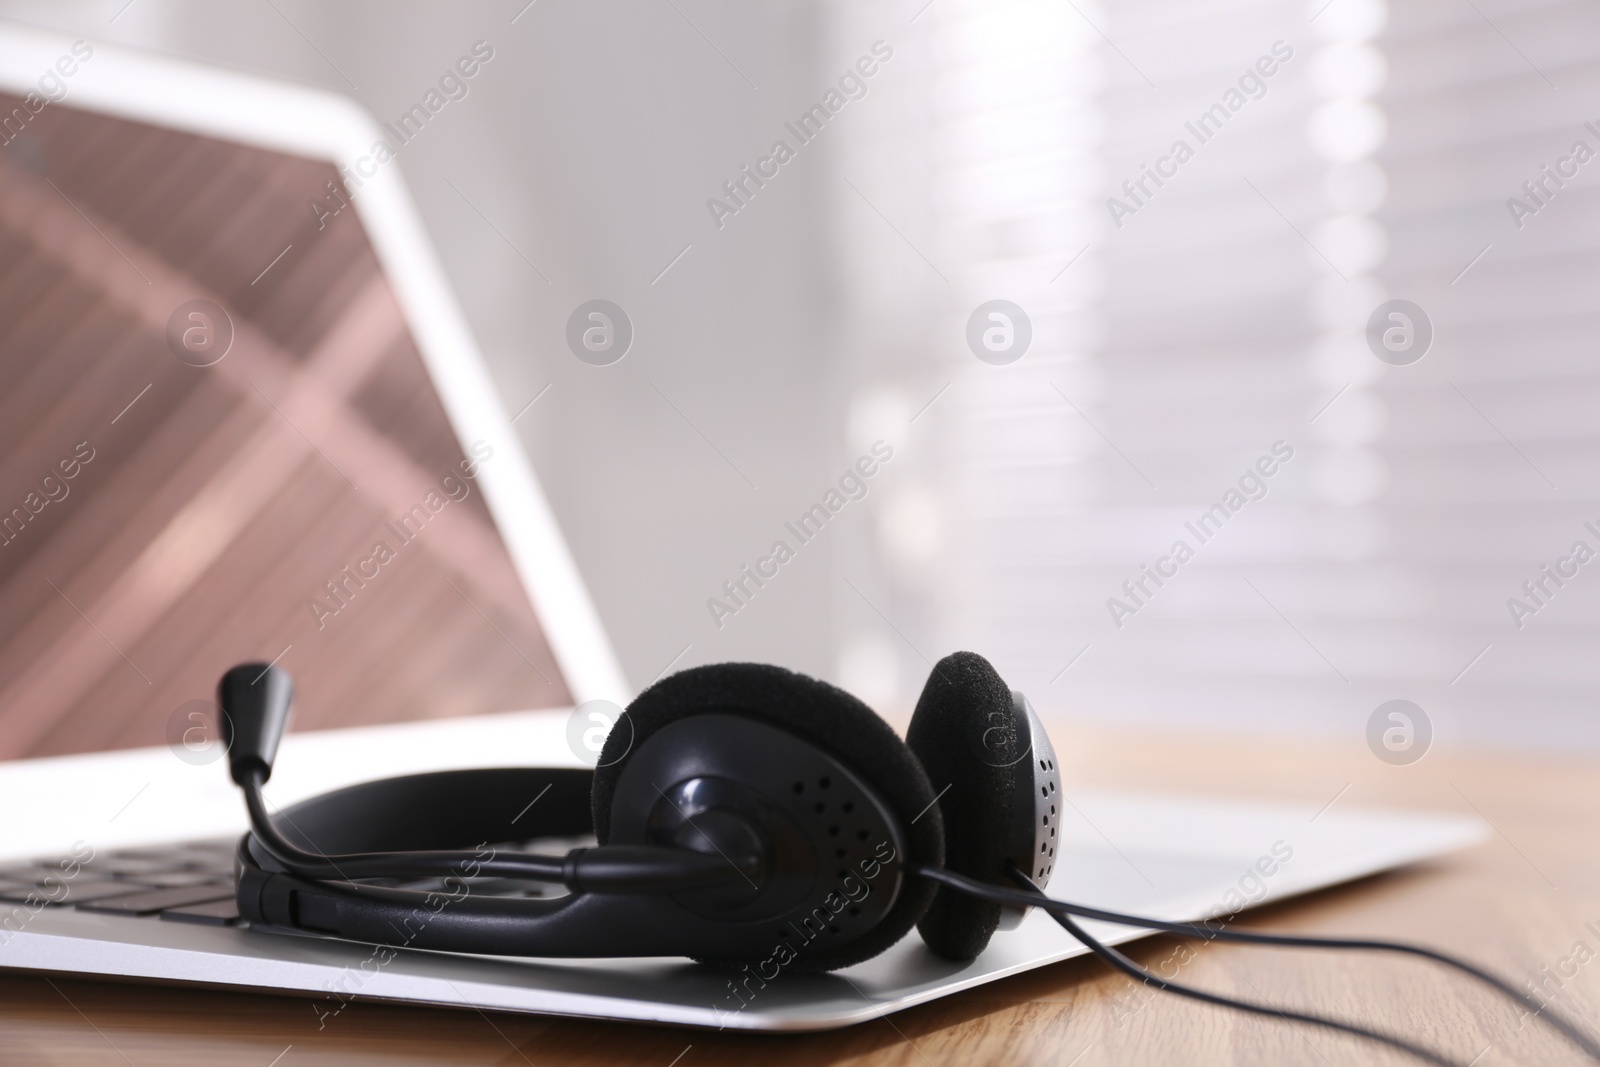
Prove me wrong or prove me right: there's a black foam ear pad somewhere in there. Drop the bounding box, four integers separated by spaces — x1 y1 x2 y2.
905 650 1018 960
592 662 944 971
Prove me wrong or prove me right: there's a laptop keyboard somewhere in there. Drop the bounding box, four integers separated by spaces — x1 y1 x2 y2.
0 837 578 929
0 839 241 925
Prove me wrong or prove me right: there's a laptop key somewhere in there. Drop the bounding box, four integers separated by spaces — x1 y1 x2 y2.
67 881 168 904
160 896 240 926
7 867 119 885
132 871 234 889
103 858 199 878
0 864 54 881
77 885 235 916
191 861 236 881
103 846 196 862
0 881 148 906
0 885 62 905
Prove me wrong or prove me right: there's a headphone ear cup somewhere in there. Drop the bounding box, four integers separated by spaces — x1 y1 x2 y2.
905 651 1019 961
590 662 945 972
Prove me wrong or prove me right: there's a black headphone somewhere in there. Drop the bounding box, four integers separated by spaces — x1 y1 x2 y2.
225 651 1055 971
220 653 1600 1067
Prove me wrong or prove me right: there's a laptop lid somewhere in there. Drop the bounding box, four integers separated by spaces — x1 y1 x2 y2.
0 23 626 857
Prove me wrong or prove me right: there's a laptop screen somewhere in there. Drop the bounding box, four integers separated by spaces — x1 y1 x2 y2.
0 93 571 762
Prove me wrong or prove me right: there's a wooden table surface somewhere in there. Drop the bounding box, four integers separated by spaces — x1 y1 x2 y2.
4 726 1598 1067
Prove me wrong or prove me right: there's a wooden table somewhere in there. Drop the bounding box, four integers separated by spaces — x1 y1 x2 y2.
5 728 1597 1066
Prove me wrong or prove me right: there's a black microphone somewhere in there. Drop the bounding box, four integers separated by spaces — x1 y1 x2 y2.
218 662 294 787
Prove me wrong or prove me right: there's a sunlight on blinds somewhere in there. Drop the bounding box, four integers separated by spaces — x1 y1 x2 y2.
835 0 1598 751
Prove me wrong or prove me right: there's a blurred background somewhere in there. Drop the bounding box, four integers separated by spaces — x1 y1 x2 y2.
4 0 1596 753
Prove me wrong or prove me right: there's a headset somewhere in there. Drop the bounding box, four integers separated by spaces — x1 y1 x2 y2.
222 653 1598 1067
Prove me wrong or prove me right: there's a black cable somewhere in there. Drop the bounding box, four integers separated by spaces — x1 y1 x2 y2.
1061 890 1600 1062
1044 894 1459 1066
913 864 1600 1065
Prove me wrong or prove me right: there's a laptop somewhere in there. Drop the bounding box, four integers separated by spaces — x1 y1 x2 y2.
0 23 1486 1031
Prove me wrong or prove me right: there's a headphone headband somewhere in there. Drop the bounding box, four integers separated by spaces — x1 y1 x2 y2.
245 768 594 858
